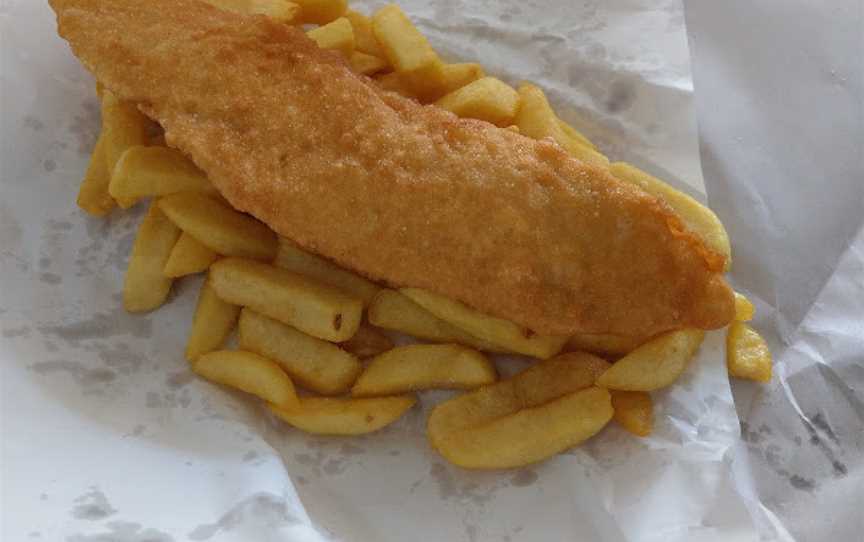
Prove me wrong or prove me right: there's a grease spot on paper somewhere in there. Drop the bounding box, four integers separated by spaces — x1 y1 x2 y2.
509 469 538 487
186 493 298 541
30 360 116 392
38 309 153 345
71 487 117 521
67 521 174 542
788 475 816 492
2 326 32 338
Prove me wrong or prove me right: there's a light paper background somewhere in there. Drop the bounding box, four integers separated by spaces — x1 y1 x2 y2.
1 1 860 541
684 1 864 540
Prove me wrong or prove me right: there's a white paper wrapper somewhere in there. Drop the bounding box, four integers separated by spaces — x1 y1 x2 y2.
1 1 860 541
683 1 864 540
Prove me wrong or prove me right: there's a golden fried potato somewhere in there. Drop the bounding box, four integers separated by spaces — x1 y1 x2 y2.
338 323 393 358
344 10 385 57
596 329 705 391
433 387 613 469
556 117 596 150
194 350 299 409
274 237 380 306
123 201 181 313
185 280 240 361
435 77 520 127
307 17 355 56
428 352 610 440
352 344 496 397
349 51 389 75
210 258 363 341
159 193 277 261
109 146 214 201
440 63 486 95
566 333 646 358
734 292 755 322
204 0 300 22
510 352 611 404
101 90 151 208
163 232 219 278
238 308 362 394
376 63 485 102
372 4 445 100
726 322 772 382
293 0 347 24
515 83 609 169
610 390 653 437
77 133 115 216
400 288 568 359
368 290 505 352
270 395 416 435
610 162 732 271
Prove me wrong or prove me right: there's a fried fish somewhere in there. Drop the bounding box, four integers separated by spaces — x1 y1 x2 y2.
49 0 734 336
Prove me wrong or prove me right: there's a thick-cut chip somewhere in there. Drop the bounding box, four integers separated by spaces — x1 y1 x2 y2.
270 395 416 435
204 0 300 22
185 280 240 361
194 350 299 408
435 77 520 127
401 288 568 359
596 329 705 391
307 17 355 56
556 128 596 160
344 10 385 57
238 308 361 394
293 0 347 24
440 63 485 96
368 290 505 352
352 344 496 397
556 117 596 150
428 352 611 441
432 387 613 469
515 83 609 169
77 132 115 216
109 146 214 201
210 258 362 342
566 333 646 358
164 232 219 278
726 322 772 383
733 292 755 322
101 90 151 208
510 352 611 404
274 237 380 306
375 65 483 101
101 91 150 171
159 192 277 260
338 323 393 358
372 4 445 100
610 390 653 437
123 201 181 313
349 51 389 75
610 162 732 270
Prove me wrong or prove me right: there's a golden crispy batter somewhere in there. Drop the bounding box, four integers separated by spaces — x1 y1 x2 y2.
50 0 734 336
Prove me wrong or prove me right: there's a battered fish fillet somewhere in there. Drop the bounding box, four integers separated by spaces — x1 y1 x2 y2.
50 0 735 337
